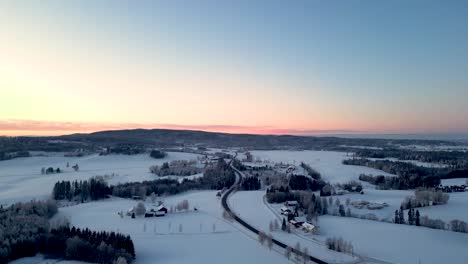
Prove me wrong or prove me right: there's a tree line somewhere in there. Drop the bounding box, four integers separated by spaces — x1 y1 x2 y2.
52 177 112 202
241 176 261 190
345 159 442 189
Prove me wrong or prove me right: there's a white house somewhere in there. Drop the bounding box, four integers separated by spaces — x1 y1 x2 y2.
302 222 315 233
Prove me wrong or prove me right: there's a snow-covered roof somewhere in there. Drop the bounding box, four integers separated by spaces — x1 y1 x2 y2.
156 205 167 211
302 222 315 230
280 206 292 212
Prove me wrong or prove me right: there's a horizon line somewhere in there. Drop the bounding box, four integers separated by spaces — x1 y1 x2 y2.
1 119 467 138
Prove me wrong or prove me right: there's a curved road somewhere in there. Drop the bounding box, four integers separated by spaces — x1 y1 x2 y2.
221 165 328 264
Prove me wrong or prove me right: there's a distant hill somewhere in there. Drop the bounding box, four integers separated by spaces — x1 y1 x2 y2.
55 128 456 150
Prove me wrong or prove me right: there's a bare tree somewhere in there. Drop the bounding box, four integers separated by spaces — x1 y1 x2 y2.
258 231 266 245
285 246 292 260
294 242 301 261
302 247 309 263
135 202 146 216
273 219 280 231
150 192 157 203
179 223 183 233
266 234 273 250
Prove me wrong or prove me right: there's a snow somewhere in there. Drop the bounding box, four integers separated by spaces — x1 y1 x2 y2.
10 255 87 264
0 152 200 205
441 178 468 186
54 191 290 264
317 215 468 264
250 150 395 184
332 189 413 221
229 191 356 263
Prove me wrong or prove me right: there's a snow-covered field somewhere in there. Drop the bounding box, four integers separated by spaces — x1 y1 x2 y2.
250 150 396 184
10 255 86 264
229 191 356 263
441 178 468 186
55 191 290 264
0 152 200 205
317 215 468 264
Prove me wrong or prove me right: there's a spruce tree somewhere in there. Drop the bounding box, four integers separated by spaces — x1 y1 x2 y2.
399 206 404 224
282 218 287 231
415 210 420 226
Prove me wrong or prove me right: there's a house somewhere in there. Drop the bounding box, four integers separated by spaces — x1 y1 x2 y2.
290 216 307 228
156 205 168 214
285 200 298 207
280 206 292 215
301 222 316 233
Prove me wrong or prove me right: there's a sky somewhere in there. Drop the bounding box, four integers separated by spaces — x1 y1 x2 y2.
1 0 468 136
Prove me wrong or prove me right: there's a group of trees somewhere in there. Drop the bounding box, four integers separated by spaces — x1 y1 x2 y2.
289 175 326 192
112 178 204 198
241 176 261 190
149 150 167 159
48 226 135 263
394 206 420 226
346 159 442 189
354 148 468 168
105 144 145 155
300 162 321 180
52 177 112 202
325 237 353 254
114 160 236 198
265 185 298 204
149 160 202 177
200 159 236 190
41 167 61 174
0 200 135 264
401 188 450 209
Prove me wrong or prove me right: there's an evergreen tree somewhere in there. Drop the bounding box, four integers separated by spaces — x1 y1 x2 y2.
408 208 414 225
394 210 399 224
399 206 405 224
415 210 421 226
282 218 287 231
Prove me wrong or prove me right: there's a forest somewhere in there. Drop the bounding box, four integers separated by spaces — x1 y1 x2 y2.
0 200 134 264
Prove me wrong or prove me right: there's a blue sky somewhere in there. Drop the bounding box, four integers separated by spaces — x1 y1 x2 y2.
1 0 467 135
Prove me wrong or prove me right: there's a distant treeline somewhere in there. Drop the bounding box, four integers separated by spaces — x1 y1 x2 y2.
0 200 135 264
0 151 30 161
344 159 442 189
354 149 468 168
